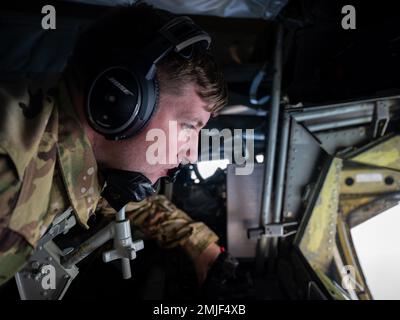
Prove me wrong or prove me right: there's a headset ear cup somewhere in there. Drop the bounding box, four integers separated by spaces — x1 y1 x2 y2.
119 75 159 139
86 66 142 140
146 77 160 127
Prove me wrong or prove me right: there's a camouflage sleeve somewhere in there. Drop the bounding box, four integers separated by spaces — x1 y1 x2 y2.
98 195 219 260
0 153 33 286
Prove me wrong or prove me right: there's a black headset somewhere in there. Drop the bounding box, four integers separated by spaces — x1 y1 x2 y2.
85 16 211 141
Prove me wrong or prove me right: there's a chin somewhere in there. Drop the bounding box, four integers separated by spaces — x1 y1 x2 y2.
148 175 159 185
149 174 163 185
147 169 169 185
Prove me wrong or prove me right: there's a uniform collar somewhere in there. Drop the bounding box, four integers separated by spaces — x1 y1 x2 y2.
0 79 55 180
55 79 101 228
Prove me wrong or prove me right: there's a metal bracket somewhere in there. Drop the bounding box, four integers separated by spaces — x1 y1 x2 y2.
248 222 298 239
370 100 390 138
15 206 144 299
14 207 78 300
15 241 79 300
38 207 76 246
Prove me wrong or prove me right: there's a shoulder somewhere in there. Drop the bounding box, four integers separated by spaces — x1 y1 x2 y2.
0 78 58 180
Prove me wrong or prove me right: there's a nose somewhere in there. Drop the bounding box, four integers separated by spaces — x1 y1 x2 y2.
178 130 199 165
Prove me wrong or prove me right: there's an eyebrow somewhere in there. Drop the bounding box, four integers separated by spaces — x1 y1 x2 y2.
180 113 208 129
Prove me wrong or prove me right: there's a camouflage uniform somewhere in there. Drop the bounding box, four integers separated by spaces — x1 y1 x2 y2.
0 78 218 286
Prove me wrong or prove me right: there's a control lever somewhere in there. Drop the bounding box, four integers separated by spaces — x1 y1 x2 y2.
102 206 144 279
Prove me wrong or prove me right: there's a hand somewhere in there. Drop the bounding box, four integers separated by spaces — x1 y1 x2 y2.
192 242 221 285
201 251 254 299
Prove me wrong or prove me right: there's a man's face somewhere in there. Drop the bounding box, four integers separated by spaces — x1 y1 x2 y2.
107 83 211 184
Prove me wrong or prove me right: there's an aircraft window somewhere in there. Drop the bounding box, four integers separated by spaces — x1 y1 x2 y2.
195 159 229 180
350 201 400 299
296 135 400 300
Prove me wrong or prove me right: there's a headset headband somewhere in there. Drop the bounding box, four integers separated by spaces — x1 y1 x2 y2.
141 16 211 80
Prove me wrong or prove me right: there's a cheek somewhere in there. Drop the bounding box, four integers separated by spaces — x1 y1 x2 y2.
177 129 198 152
120 138 147 164
176 128 189 146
